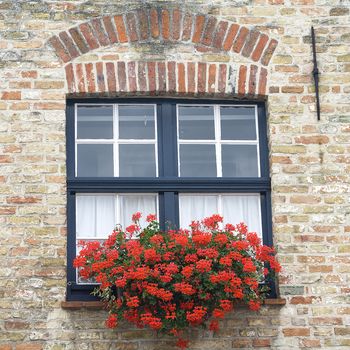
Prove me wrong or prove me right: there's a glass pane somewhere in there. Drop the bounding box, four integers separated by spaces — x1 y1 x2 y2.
220 106 256 140
119 144 156 177
119 105 155 139
119 194 158 234
76 195 115 238
222 195 262 238
179 195 218 229
77 144 113 177
179 144 216 177
77 105 113 139
222 145 258 177
178 106 215 140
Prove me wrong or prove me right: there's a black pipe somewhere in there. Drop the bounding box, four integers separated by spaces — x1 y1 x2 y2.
311 26 321 121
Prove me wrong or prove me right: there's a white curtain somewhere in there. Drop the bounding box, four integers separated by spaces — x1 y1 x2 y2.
76 195 116 238
119 194 157 229
179 194 262 237
76 194 157 239
222 195 261 237
179 195 218 228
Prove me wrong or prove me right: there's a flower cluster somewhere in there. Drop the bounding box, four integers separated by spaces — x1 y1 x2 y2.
74 214 280 349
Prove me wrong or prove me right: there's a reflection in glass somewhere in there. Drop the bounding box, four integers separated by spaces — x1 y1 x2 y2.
222 145 258 177
179 144 217 177
119 105 155 139
77 144 114 177
119 144 156 177
220 106 256 140
178 106 215 140
77 105 113 139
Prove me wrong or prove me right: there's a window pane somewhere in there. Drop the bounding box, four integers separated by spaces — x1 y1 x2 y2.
119 194 157 233
179 144 216 177
220 106 256 140
178 106 215 140
222 145 258 177
77 105 113 139
77 144 114 177
179 195 218 229
119 105 155 139
76 195 115 238
119 144 156 177
222 194 262 238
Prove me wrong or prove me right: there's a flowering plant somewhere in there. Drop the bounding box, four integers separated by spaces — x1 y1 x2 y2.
74 213 280 349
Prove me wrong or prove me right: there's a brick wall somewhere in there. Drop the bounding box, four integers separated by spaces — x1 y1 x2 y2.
0 1 350 349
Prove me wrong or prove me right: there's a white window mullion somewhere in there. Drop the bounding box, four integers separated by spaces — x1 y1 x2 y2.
176 104 181 176
74 103 78 177
114 104 119 177
115 194 120 229
214 105 222 177
254 105 261 177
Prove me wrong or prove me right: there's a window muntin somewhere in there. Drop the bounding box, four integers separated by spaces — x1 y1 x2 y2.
177 105 260 177
75 104 158 177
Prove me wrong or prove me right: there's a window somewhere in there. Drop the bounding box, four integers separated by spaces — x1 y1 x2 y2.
66 99 273 300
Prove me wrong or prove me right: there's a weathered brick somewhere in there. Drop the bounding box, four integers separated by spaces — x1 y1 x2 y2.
261 39 278 65
79 23 99 50
258 67 267 95
125 13 138 42
1 91 21 100
182 13 192 41
171 8 181 41
242 30 259 57
238 65 247 94
187 62 195 93
157 62 166 92
233 27 249 53
85 63 96 93
167 61 176 92
147 61 156 93
150 8 159 39
283 328 310 337
114 15 128 43
251 34 269 61
127 61 137 92
201 16 217 46
106 62 116 92
94 61 105 92
208 64 216 93
48 35 71 62
192 15 206 43
161 9 170 40
91 18 109 46
177 62 186 93
103 16 118 44
138 62 147 92
68 27 89 54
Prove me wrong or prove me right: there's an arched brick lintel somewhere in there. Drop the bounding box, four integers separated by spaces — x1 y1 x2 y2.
65 61 268 97
48 7 278 67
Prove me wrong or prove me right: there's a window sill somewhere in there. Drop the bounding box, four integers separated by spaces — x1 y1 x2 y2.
61 298 286 310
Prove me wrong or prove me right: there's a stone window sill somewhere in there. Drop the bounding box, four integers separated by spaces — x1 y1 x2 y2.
61 298 286 310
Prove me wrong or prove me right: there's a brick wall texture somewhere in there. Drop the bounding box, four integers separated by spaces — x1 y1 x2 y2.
0 0 350 349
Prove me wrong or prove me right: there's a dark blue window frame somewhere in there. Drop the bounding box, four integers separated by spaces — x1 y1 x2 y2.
66 98 275 301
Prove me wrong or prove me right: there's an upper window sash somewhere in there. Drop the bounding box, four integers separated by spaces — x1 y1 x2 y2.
176 104 261 178
74 104 158 178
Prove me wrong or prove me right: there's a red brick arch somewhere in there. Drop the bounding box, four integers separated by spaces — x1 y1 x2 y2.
48 7 278 96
